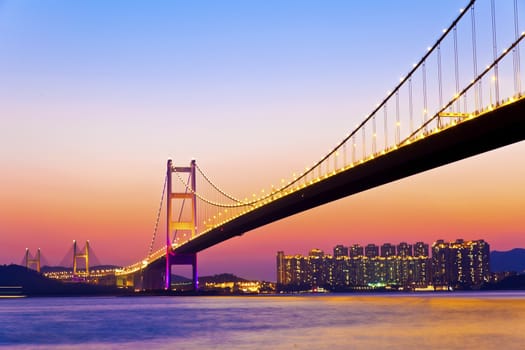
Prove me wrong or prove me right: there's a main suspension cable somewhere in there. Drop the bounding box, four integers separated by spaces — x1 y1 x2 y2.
147 174 167 260
195 163 243 203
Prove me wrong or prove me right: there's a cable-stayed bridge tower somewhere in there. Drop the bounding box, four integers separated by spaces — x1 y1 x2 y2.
73 240 90 278
25 248 40 272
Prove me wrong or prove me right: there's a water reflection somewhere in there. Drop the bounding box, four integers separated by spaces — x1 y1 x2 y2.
1 292 524 349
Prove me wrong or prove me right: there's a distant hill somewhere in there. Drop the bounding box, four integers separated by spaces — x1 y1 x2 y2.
491 249 525 273
483 274 525 290
171 273 248 285
199 273 247 284
0 264 124 296
171 274 192 283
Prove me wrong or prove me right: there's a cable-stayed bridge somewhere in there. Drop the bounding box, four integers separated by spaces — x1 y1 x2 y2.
112 0 525 290
23 241 109 278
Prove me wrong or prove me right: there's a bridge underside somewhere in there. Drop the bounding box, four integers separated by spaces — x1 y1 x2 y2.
173 98 525 255
118 253 197 291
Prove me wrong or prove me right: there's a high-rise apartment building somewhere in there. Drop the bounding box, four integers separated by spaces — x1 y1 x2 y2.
349 244 364 258
413 241 429 257
365 244 379 258
397 242 413 257
333 245 349 258
276 251 286 285
431 239 450 285
432 239 490 288
308 249 325 287
381 243 396 257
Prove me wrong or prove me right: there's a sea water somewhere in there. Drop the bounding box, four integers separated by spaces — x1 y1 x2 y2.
1 292 525 349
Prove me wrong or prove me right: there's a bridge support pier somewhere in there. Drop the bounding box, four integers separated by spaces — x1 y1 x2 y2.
166 252 198 291
141 263 165 290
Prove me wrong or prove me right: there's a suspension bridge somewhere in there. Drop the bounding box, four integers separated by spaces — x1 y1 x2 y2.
41 0 525 291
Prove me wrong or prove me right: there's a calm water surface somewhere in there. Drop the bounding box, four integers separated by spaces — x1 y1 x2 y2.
1 292 525 349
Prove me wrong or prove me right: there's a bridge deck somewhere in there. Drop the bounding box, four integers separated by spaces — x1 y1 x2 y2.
174 98 525 254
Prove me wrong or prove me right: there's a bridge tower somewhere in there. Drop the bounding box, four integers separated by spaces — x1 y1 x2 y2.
165 159 198 291
25 248 41 272
73 240 90 278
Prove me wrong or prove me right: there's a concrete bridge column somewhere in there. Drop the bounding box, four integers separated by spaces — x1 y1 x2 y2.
167 252 198 291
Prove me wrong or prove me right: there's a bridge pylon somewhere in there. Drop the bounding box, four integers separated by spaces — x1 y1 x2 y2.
73 240 90 278
25 248 41 272
165 159 198 291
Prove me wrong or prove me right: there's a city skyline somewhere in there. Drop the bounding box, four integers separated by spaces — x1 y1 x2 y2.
277 239 490 290
1 1 525 282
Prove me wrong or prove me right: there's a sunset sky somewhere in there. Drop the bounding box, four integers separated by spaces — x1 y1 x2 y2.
1 1 524 281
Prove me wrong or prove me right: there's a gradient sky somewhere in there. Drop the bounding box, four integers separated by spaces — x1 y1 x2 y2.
1 1 524 281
